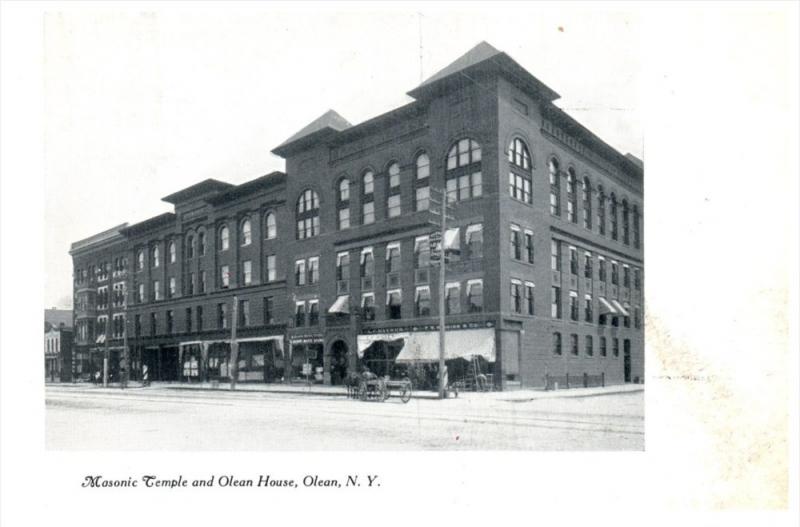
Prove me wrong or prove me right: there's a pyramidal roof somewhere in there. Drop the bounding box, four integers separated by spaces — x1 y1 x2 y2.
272 110 352 155
417 41 503 88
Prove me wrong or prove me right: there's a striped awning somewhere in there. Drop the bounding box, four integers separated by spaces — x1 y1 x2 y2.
598 297 617 315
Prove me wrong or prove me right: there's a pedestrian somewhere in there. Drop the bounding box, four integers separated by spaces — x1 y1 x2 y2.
94 369 101 385
142 363 150 387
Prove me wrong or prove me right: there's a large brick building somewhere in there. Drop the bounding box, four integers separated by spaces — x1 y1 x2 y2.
70 42 643 390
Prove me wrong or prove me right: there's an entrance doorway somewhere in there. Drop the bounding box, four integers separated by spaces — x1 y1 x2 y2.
329 340 349 385
623 339 631 383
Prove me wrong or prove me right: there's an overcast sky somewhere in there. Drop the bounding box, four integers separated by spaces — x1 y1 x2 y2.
43 7 643 308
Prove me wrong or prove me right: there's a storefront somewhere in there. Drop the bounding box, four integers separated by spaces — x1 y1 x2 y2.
289 336 324 383
356 323 497 390
179 335 285 383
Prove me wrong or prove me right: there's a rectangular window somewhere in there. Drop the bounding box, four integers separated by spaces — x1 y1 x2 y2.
415 286 431 317
362 202 375 225
220 265 230 288
386 289 402 319
446 283 461 315
600 336 607 357
387 195 401 218
185 307 192 333
584 252 593 279
446 171 481 202
446 177 458 203
585 294 593 322
167 278 176 298
466 224 483 259
336 252 350 281
586 335 594 357
308 300 319 326
166 310 174 334
551 240 561 271
239 299 250 327
217 303 228 329
188 273 195 295
415 186 430 212
242 260 252 286
196 306 203 331
138 283 145 303
360 248 374 277
200 271 207 293
414 236 430 268
266 255 276 282
569 246 578 275
553 333 562 355
510 280 522 314
134 314 141 337
524 230 534 263
308 257 319 284
295 260 306 286
525 282 535 315
634 268 641 290
611 261 619 285
569 291 579 321
599 257 607 282
338 207 350 230
509 173 532 203
570 334 579 356
613 338 620 357
361 293 375 321
385 243 401 274
634 306 641 329
295 301 306 327
510 225 522 260
467 280 483 313
551 286 562 319
623 265 630 288
153 281 161 301
263 297 273 325
150 313 157 335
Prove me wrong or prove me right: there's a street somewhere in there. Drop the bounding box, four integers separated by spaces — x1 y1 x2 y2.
45 385 644 450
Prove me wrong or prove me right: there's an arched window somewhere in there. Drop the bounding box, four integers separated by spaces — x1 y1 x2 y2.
151 246 160 268
622 199 630 245
609 193 618 241
415 152 431 212
240 218 252 246
361 171 375 225
185 234 195 259
198 230 206 255
633 205 641 249
264 211 277 239
508 138 531 169
446 138 482 203
508 138 532 203
296 189 320 239
549 158 561 216
219 225 230 251
567 167 577 223
137 250 145 271
338 178 349 202
386 162 401 218
582 177 593 229
597 185 606 235
336 179 350 231
168 240 176 263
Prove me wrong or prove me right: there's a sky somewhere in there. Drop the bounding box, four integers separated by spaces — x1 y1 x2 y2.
42 6 642 308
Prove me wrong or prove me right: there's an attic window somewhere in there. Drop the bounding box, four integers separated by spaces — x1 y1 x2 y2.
512 98 529 116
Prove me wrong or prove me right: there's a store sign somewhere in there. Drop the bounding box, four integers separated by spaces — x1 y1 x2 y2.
289 336 323 344
361 321 494 335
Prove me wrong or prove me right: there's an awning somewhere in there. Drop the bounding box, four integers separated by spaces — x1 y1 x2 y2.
357 333 411 356
612 300 630 317
395 329 496 363
444 227 460 251
328 295 350 314
95 334 106 344
599 297 617 315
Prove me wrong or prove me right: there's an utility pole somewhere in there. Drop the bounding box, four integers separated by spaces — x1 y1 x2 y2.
229 295 239 390
428 188 454 399
103 313 110 387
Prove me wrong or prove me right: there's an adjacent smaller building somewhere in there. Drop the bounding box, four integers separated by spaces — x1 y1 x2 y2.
44 309 73 382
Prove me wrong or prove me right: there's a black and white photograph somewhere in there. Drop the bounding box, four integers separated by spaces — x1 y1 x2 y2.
1 2 797 526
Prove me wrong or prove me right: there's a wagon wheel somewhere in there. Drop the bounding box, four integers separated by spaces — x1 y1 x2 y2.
399 381 412 404
379 380 389 402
